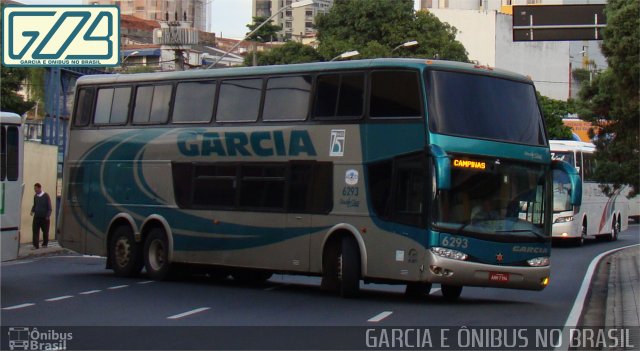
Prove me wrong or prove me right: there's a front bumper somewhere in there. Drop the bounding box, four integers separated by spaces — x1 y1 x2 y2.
424 250 550 291
552 221 578 238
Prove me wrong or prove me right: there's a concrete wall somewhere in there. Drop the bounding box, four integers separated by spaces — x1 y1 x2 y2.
20 142 58 244
430 9 497 67
495 13 571 100
430 9 574 100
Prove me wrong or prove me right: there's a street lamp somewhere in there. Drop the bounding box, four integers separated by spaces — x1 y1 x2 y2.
330 50 359 61
121 51 139 65
206 0 314 68
391 40 418 53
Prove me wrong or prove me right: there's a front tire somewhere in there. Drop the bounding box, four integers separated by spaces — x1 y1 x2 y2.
405 282 432 299
144 228 172 280
607 216 620 241
575 223 587 247
441 285 463 301
109 225 143 277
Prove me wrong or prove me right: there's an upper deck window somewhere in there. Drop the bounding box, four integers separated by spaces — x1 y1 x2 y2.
216 79 262 122
427 70 546 146
263 76 311 121
94 87 131 125
370 71 421 118
133 84 172 124
313 73 364 119
73 88 95 127
173 81 216 123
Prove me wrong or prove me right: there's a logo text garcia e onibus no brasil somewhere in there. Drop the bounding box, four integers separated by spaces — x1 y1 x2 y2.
2 5 119 67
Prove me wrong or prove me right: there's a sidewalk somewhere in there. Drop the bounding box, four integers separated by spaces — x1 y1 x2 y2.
605 247 640 327
17 240 74 259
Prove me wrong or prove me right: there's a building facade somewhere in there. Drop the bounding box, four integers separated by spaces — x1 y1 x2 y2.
420 0 607 100
251 0 333 41
84 0 209 32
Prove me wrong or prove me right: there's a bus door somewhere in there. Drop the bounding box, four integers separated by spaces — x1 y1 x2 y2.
62 162 101 253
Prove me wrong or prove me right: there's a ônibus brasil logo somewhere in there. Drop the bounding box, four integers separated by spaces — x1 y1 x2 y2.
2 6 119 67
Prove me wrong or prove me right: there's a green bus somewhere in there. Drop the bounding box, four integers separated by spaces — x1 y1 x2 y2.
58 58 581 300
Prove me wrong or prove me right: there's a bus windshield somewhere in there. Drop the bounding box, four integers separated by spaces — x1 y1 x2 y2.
426 70 546 146
433 158 548 241
553 169 573 212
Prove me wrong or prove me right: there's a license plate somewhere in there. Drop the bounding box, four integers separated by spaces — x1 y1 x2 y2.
489 272 510 282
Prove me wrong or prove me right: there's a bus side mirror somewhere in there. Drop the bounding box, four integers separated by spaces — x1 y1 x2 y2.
429 144 450 190
552 160 582 206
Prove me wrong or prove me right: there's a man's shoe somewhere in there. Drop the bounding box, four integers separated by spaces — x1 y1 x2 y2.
32 246 39 250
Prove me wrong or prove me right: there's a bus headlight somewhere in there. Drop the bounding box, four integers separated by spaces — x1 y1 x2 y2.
554 216 574 223
527 257 550 267
431 247 468 261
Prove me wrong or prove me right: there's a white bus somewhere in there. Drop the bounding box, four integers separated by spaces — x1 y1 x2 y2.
551 140 629 245
1 112 23 261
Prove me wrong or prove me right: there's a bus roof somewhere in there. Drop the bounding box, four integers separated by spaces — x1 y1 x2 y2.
76 58 533 86
550 140 596 153
0 112 22 125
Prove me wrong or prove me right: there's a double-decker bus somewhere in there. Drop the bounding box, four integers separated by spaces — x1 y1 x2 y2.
551 140 628 246
1 112 24 262
59 59 581 300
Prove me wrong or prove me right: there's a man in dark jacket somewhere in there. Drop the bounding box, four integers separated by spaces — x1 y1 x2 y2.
31 183 52 249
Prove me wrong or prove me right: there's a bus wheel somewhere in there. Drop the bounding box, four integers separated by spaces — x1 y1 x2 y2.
339 236 361 298
109 225 143 277
575 223 587 246
441 285 463 301
231 270 273 285
144 228 172 280
608 217 620 241
405 282 432 299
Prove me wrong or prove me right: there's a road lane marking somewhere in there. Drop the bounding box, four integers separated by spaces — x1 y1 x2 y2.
2 303 35 310
107 285 129 290
45 295 74 302
557 243 640 351
167 307 210 320
368 311 393 323
137 281 155 285
79 290 101 295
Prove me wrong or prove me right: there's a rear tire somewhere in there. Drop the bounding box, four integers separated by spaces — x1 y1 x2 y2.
339 236 361 298
143 227 172 280
109 225 143 277
441 285 463 301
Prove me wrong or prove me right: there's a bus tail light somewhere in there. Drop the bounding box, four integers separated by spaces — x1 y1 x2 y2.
527 257 550 267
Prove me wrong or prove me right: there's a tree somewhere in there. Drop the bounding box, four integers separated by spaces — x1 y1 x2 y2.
246 16 282 43
537 93 574 140
577 0 639 197
315 0 468 61
1 67 36 115
244 41 322 66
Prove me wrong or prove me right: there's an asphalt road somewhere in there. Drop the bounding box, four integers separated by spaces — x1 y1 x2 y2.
1 225 638 349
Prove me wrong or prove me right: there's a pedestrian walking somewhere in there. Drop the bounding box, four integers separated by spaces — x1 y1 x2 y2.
31 183 52 249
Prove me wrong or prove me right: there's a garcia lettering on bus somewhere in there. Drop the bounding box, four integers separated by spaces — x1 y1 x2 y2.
178 130 317 157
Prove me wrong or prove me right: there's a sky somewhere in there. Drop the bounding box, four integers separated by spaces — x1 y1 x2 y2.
19 0 420 40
